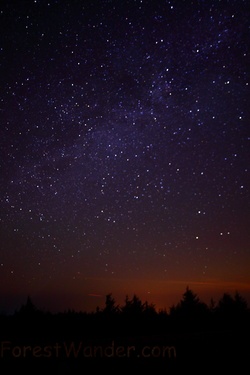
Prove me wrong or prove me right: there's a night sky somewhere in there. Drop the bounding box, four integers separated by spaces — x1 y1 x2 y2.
0 0 249 313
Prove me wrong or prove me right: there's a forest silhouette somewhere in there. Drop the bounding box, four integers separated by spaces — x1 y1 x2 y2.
0 287 249 373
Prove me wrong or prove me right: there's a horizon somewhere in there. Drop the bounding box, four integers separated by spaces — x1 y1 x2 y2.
2 279 250 315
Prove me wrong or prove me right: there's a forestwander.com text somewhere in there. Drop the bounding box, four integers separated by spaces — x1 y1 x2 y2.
0 340 176 360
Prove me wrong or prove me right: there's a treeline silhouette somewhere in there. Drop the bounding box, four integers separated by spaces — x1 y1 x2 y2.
1 287 249 339
0 287 249 373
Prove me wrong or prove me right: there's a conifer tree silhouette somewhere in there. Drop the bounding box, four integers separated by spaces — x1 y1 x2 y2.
122 294 144 315
102 293 120 314
18 295 37 316
170 286 208 321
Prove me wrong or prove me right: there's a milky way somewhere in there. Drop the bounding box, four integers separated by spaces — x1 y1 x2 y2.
0 0 249 312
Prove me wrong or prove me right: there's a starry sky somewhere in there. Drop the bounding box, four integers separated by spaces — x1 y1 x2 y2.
0 0 249 313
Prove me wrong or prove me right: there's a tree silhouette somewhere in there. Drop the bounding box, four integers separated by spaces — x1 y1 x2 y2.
234 291 248 313
122 294 144 315
18 295 38 316
102 293 120 314
170 286 209 328
143 300 157 317
216 291 249 324
120 294 157 318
